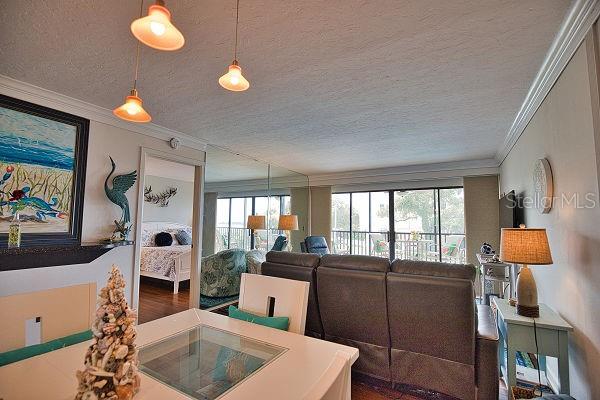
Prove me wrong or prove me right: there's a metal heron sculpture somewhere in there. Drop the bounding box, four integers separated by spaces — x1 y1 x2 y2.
104 156 137 240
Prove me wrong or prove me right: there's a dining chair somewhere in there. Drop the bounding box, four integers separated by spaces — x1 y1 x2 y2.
238 273 310 334
302 350 352 400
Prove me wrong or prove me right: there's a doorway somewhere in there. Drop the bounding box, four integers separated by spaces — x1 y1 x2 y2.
132 149 204 324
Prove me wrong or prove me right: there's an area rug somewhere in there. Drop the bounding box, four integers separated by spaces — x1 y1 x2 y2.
200 294 238 309
353 373 459 400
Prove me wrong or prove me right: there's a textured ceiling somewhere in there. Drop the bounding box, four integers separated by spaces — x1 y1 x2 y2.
0 0 571 175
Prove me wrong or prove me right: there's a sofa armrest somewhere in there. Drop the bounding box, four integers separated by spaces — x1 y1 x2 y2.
476 304 499 400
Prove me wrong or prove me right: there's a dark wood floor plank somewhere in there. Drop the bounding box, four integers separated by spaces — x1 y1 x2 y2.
138 277 190 324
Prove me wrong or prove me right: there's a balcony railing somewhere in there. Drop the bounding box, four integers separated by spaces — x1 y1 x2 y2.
331 230 466 263
216 226 286 253
216 227 465 263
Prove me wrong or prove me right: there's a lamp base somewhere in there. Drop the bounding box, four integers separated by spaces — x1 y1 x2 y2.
516 264 540 318
517 304 539 318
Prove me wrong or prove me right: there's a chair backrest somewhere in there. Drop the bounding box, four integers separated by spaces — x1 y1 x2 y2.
369 233 385 243
261 251 324 338
238 273 310 334
316 254 391 379
302 350 352 400
442 235 465 256
271 235 288 251
386 259 477 397
304 236 330 255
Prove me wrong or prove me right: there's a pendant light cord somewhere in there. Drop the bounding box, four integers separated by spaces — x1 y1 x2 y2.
133 0 145 91
234 0 240 61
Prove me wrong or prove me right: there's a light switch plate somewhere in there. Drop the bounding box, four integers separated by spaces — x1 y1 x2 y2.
25 316 42 346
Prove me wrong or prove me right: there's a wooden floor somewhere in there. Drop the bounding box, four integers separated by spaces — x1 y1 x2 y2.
137 279 507 400
138 277 190 324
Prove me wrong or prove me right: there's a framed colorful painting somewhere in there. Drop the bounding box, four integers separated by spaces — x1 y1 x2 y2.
0 94 89 247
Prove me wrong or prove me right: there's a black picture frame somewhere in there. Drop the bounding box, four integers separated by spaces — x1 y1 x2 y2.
0 94 89 248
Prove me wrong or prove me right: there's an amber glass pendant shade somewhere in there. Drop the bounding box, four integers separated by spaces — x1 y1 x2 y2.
113 89 152 123
131 4 185 51
219 62 250 91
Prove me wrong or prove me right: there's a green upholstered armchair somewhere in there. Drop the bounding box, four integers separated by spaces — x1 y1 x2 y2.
200 249 248 297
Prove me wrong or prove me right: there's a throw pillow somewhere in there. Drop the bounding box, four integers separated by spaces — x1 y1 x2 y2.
175 230 192 245
228 305 289 331
154 232 173 247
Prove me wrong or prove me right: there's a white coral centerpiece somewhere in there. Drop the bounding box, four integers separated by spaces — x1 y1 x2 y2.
75 266 140 400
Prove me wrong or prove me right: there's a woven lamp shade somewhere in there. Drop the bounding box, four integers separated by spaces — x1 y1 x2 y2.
278 215 298 231
247 215 266 230
500 228 553 265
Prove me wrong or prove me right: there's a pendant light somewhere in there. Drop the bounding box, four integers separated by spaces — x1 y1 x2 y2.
219 0 250 91
131 0 185 51
114 2 152 123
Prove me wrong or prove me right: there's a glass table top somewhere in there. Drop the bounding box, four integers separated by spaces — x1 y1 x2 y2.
139 324 287 400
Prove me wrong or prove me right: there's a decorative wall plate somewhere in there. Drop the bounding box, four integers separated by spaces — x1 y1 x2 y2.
532 158 553 214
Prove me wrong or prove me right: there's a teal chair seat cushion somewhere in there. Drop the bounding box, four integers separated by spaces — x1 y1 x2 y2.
228 306 289 331
0 329 93 367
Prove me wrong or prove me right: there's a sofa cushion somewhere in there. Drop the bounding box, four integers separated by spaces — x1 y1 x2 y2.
320 254 390 272
174 230 192 245
304 236 330 255
476 305 499 400
154 231 173 247
317 264 390 379
391 259 476 281
265 251 320 268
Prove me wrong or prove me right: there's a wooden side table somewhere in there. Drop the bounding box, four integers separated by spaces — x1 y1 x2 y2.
492 297 573 394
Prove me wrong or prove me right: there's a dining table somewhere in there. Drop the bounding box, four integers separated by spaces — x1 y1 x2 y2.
0 308 359 400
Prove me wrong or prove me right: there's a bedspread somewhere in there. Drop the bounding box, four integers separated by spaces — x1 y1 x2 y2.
140 245 191 280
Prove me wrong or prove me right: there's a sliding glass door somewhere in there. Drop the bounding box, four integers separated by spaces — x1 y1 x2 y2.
331 191 389 256
331 188 465 262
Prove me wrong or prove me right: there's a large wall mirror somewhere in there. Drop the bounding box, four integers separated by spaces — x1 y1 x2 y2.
203 145 309 257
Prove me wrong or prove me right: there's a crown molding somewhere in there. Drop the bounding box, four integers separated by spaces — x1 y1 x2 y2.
205 174 309 194
497 0 600 163
308 158 499 187
0 75 208 151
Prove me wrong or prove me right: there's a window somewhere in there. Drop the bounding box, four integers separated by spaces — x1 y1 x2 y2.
331 188 465 262
216 195 291 252
331 191 389 257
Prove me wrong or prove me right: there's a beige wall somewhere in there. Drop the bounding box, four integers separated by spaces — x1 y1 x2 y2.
463 175 500 265
290 187 310 250
202 192 218 256
142 175 194 226
499 31 600 399
310 186 332 246
0 118 204 329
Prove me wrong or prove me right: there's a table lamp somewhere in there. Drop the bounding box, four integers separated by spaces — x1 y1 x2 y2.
247 215 266 250
278 214 298 249
500 225 553 317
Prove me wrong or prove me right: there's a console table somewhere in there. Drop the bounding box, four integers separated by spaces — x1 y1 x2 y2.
492 297 573 394
476 253 512 304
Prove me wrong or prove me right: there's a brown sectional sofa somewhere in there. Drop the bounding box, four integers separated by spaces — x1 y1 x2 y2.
261 251 499 400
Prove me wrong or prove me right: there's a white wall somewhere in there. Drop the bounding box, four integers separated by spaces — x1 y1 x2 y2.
0 120 204 304
499 31 600 399
142 175 194 226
